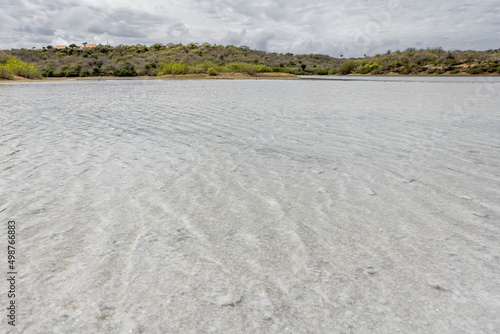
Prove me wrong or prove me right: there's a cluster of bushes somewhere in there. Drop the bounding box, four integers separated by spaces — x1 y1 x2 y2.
0 53 42 79
158 61 189 75
335 48 500 75
4 44 343 78
152 60 333 76
3 45 499 78
154 59 333 76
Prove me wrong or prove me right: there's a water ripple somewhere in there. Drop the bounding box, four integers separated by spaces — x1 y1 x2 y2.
1 79 499 333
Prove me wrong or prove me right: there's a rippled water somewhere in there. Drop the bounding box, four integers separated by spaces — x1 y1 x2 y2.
1 78 500 333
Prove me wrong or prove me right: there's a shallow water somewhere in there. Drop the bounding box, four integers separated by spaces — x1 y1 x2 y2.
1 78 499 333
301 75 500 84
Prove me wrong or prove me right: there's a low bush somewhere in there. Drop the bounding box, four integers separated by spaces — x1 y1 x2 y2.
338 61 356 75
158 61 189 75
207 67 217 76
0 66 14 79
468 66 483 74
256 64 272 73
357 64 372 74
314 67 330 75
225 62 256 73
328 68 338 75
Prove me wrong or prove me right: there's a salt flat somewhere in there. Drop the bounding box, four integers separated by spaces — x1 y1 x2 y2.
1 78 499 333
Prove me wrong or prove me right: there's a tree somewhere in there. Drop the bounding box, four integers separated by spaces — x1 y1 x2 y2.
69 43 77 49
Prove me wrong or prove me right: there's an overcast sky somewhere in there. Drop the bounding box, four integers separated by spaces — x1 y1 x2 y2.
1 0 499 56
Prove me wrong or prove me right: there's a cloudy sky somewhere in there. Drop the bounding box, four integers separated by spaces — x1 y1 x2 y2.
1 0 499 56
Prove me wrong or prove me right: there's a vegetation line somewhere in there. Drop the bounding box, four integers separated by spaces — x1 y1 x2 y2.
2 44 499 80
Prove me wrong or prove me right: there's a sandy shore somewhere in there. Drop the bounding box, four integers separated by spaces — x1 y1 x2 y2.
2 72 498 83
0 72 301 83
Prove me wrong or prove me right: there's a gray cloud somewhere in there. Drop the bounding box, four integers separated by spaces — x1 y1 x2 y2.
254 31 275 50
88 22 146 39
168 22 189 38
1 0 499 56
221 29 246 45
15 25 56 36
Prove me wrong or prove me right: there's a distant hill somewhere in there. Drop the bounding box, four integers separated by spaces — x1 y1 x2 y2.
2 44 500 78
337 48 500 75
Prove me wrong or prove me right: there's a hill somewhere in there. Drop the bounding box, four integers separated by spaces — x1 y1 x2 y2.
338 48 500 75
2 44 500 79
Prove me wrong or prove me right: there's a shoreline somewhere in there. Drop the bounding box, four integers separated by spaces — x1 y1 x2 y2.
1 72 499 83
0 73 301 83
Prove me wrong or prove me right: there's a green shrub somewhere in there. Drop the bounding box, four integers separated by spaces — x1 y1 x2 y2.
357 64 371 74
391 60 403 68
371 65 384 75
101 64 116 76
64 65 81 77
328 68 338 75
158 61 189 75
189 64 204 74
42 67 54 77
271 66 290 73
215 65 225 73
225 62 256 73
207 67 217 76
0 66 14 79
314 67 330 75
468 66 483 74
255 64 272 73
114 69 135 77
0 54 42 79
79 70 91 77
444 65 459 72
338 61 356 75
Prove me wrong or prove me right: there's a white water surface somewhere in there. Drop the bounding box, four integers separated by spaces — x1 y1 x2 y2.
1 78 499 333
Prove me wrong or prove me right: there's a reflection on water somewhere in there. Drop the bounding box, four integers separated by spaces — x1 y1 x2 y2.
1 79 499 333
